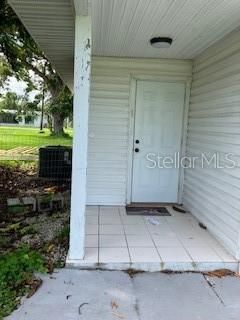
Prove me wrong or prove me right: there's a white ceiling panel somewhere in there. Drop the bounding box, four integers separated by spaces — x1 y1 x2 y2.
8 0 75 88
91 0 240 59
8 0 240 87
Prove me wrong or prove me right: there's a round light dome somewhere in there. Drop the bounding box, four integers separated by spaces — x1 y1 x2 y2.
150 37 173 48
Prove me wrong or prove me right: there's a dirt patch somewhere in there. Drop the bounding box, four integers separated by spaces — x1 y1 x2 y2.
0 210 70 268
203 269 238 278
0 163 70 219
0 163 70 268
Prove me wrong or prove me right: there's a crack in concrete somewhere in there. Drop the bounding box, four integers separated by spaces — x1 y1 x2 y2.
203 275 225 306
134 297 141 320
129 275 142 320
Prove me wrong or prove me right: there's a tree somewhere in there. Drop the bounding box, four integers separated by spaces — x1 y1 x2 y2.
0 92 20 110
0 91 39 124
0 56 12 88
0 0 72 135
47 86 73 135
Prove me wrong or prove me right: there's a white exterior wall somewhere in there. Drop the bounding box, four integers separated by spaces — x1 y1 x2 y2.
87 57 192 205
184 29 240 259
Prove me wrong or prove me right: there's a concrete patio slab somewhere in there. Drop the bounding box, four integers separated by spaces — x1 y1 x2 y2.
6 269 240 320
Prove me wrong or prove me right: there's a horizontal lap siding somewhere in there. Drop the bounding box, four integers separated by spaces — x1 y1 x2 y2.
87 57 192 205
184 30 240 258
87 70 129 204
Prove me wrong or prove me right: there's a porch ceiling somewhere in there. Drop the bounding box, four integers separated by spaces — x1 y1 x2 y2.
8 0 75 89
8 0 240 88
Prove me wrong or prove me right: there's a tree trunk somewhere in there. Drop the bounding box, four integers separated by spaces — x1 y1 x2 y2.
52 113 64 135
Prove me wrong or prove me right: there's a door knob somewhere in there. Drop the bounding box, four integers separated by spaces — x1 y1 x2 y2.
135 148 139 153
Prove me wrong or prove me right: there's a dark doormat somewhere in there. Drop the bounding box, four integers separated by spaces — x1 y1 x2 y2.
126 207 171 216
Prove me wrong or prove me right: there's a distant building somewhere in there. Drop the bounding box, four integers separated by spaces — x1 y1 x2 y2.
0 109 48 128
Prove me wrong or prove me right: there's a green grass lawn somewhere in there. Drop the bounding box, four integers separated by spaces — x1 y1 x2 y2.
0 126 73 150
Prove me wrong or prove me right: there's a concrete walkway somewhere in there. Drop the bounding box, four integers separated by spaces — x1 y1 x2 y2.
7 269 240 320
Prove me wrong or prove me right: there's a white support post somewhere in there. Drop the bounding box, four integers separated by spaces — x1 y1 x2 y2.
73 0 88 16
68 15 91 261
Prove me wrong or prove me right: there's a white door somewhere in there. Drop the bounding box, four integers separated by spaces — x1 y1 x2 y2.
131 80 185 203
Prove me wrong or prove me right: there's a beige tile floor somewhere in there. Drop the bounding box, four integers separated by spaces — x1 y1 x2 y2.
69 206 238 272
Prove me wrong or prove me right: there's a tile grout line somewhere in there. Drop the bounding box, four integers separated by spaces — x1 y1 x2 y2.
167 210 226 266
164 209 231 266
142 215 163 263
163 210 196 263
186 214 228 261
168 206 230 262
209 244 232 263
163 209 205 265
97 206 100 264
119 207 132 265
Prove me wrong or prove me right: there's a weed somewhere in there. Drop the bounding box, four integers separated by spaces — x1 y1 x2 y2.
56 225 70 244
0 246 46 319
0 160 37 171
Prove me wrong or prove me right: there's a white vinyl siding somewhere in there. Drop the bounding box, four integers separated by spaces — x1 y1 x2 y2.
87 57 192 205
184 29 240 259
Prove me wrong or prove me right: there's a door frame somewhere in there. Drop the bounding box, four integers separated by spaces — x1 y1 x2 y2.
126 74 192 205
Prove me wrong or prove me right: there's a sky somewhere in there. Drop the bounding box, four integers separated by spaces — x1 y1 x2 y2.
1 76 39 101
7 77 27 95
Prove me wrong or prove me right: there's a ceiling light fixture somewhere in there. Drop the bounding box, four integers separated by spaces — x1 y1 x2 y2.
150 37 173 48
